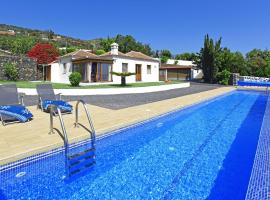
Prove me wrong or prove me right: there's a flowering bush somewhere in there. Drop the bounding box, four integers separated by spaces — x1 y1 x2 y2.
27 43 59 64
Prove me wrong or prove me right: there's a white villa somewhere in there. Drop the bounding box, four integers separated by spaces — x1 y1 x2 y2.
47 43 160 84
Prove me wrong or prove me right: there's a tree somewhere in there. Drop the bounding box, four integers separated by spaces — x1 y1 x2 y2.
217 69 231 85
160 49 172 58
154 50 160 58
114 34 153 55
95 49 106 55
246 49 270 77
158 49 172 64
27 43 59 64
215 48 247 75
99 37 116 52
99 35 153 56
160 56 169 64
10 36 38 54
175 52 197 61
198 34 222 83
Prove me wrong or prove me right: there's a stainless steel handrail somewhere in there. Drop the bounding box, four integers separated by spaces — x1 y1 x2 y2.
74 100 96 147
49 105 69 177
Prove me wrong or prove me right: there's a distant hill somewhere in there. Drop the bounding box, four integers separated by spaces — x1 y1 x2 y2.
0 24 154 56
0 23 99 48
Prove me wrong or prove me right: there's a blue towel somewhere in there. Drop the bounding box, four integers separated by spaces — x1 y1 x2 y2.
42 100 72 112
0 105 33 122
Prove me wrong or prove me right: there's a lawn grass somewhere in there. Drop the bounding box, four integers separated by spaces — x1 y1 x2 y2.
0 80 184 89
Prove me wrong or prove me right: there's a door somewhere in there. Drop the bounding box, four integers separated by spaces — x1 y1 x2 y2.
159 69 166 81
91 63 97 82
136 64 141 81
46 66 51 81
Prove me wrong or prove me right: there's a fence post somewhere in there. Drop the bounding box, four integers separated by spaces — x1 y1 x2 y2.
232 73 239 86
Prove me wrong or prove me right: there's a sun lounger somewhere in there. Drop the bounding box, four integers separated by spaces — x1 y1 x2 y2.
36 84 72 114
0 84 33 126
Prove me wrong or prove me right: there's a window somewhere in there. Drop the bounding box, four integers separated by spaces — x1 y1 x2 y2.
63 63 67 74
101 63 110 81
122 63 128 72
147 65 151 74
69 64 73 72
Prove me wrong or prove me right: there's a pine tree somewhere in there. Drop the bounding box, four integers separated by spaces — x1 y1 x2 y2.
200 34 222 83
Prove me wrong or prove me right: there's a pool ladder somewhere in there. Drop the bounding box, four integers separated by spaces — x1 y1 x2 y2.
49 100 96 179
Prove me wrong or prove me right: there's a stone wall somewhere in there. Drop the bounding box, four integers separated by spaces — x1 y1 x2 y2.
0 55 39 81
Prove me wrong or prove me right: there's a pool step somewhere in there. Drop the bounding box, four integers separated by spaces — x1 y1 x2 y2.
68 148 96 177
68 147 95 162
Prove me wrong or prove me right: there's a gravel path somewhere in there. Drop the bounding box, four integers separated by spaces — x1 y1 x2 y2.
22 83 221 110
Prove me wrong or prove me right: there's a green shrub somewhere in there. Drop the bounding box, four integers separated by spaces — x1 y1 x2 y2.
69 72 82 86
217 69 231 85
95 49 106 55
4 62 19 81
160 56 169 64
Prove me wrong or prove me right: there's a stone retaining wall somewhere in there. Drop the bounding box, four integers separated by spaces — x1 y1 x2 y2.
0 55 39 81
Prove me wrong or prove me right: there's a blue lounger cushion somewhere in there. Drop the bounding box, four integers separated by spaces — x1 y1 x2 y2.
0 105 33 122
42 100 73 112
238 81 270 87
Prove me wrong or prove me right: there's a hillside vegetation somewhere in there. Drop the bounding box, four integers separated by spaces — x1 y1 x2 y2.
0 24 153 56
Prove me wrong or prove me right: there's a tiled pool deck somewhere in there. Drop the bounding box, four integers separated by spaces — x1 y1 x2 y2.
245 95 270 200
0 87 234 165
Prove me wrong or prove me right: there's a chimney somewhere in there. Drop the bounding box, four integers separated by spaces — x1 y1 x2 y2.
111 43 119 55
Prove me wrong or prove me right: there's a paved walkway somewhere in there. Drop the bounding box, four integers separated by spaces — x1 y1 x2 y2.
18 82 190 95
23 82 221 109
0 86 234 165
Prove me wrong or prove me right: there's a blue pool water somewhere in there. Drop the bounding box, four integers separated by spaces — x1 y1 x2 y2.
0 90 268 200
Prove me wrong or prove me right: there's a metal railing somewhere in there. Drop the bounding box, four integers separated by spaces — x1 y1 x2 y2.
49 100 96 179
74 100 96 147
49 105 69 177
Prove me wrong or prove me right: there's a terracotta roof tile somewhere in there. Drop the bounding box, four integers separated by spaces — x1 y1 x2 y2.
99 51 126 57
160 64 193 69
125 51 155 60
72 50 99 60
100 50 158 62
60 49 158 62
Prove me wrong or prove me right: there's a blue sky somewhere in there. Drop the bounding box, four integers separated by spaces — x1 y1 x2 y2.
1 0 270 54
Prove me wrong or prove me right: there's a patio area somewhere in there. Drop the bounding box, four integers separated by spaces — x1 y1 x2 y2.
0 87 234 165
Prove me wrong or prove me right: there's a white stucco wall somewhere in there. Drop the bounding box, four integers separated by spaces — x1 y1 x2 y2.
50 56 160 84
191 69 203 79
111 57 160 84
50 57 73 83
167 59 194 66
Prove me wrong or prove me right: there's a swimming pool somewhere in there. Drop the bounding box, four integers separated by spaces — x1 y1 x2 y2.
0 90 268 199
